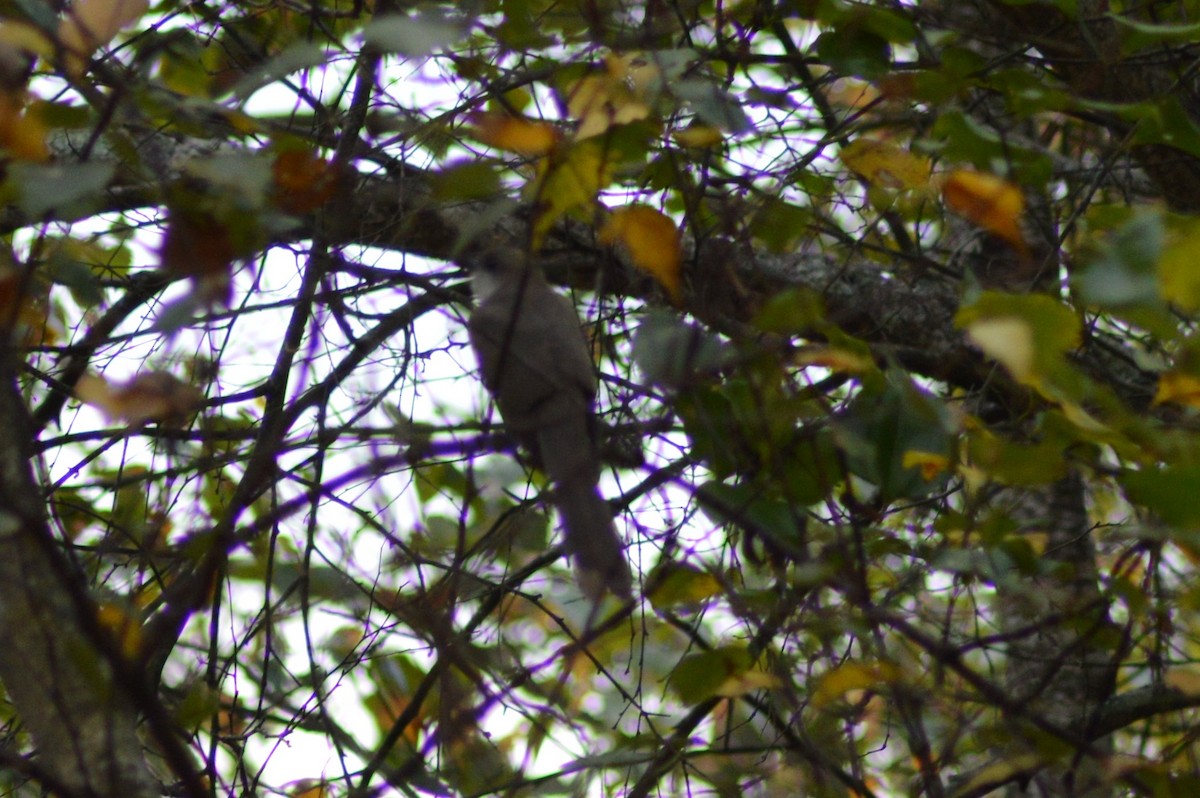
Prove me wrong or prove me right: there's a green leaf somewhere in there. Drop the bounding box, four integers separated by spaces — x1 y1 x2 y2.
632 311 730 389
9 162 114 219
672 79 752 132
646 562 722 610
1074 209 1162 307
815 27 891 79
833 372 955 502
1158 216 1200 311
750 199 813 253
671 646 778 704
955 292 1081 391
1122 465 1200 527
1112 16 1200 55
697 481 808 557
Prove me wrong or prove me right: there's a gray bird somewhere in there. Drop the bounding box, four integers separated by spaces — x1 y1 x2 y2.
465 249 633 600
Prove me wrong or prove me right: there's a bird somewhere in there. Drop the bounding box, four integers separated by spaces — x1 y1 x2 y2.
464 248 633 600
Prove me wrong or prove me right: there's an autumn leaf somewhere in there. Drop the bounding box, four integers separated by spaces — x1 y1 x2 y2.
96 601 142 660
566 53 655 140
599 205 683 303
0 93 48 162
646 562 722 609
75 372 203 426
942 169 1029 255
840 138 931 191
271 150 342 215
469 112 559 156
811 660 901 709
1154 370 1200 407
58 0 149 77
526 140 609 246
672 125 724 148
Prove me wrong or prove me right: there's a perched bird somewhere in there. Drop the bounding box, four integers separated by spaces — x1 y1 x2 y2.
465 249 632 599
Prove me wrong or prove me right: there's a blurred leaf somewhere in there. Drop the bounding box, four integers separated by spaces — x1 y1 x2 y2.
834 372 955 502
646 562 722 610
672 78 751 132
1074 209 1162 307
469 112 559 155
956 292 1080 392
749 199 813 252
672 646 779 704
815 27 890 79
363 12 462 55
950 754 1043 798
1122 465 1200 527
697 480 808 557
841 139 931 191
75 371 202 426
942 170 1027 255
672 125 723 148
1158 216 1200 311
431 160 502 201
8 161 114 218
811 660 901 709
58 0 148 76
632 311 730 389
599 205 682 303
1113 17 1200 55
527 140 609 245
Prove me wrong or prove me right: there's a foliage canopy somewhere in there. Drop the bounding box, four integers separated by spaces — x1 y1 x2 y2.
2 1 1200 797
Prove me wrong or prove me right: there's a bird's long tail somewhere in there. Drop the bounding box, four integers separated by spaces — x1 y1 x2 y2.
538 416 632 599
555 479 633 599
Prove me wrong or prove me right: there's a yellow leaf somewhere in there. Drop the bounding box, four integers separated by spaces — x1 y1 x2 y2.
840 139 931 191
288 780 327 798
795 346 874 373
902 450 950 480
96 601 142 660
811 661 901 709
951 754 1043 798
1154 370 1200 407
58 0 149 77
566 72 651 140
942 170 1029 255
469 112 559 156
672 125 724 148
0 21 54 60
824 77 882 109
599 205 682 303
964 317 1034 381
527 140 609 247
646 563 722 609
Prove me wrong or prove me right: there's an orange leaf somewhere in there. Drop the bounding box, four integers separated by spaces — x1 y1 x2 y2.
599 205 682 303
0 93 47 162
469 112 559 156
272 150 342 214
942 170 1029 255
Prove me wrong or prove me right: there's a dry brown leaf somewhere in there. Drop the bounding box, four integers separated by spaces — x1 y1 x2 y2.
76 372 202 426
